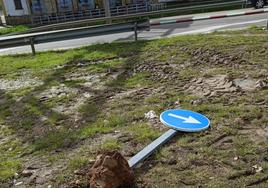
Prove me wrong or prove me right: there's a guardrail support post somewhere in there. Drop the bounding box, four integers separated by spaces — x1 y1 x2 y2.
104 0 111 23
266 19 268 30
134 22 138 42
29 37 36 55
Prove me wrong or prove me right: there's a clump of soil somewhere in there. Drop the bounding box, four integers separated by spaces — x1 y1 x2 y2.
70 151 134 188
255 78 268 89
181 47 246 66
88 151 134 188
133 62 177 81
183 75 239 97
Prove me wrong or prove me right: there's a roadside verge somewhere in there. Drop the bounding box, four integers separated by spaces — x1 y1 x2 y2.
150 7 268 25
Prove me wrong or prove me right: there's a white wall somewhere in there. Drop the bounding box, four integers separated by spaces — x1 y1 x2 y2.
3 0 30 16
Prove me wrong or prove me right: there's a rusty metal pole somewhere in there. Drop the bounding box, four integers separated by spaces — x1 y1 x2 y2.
134 22 138 42
29 37 36 55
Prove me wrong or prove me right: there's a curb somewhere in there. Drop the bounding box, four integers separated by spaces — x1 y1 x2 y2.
150 8 268 26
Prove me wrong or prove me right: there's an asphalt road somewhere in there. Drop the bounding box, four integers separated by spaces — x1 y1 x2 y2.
0 11 268 55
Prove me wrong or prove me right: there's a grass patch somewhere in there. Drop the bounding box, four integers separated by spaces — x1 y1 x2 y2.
128 123 161 143
68 156 89 171
0 139 23 182
78 123 112 139
125 72 153 88
86 60 124 73
0 25 29 36
101 138 121 151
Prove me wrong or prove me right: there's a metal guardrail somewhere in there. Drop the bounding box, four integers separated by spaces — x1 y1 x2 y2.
0 20 150 55
12 0 245 35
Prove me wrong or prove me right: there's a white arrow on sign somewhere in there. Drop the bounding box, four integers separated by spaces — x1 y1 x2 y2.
168 113 201 124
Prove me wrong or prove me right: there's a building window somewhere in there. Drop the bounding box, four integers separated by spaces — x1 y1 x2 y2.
60 0 70 8
32 0 42 12
14 0 23 10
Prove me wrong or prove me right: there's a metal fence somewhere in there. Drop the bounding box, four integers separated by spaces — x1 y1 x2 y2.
31 3 166 25
0 19 150 55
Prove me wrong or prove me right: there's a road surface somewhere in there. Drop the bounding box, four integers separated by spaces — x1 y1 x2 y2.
0 9 267 55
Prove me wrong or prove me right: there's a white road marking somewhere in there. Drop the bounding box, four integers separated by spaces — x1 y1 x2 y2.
169 19 267 36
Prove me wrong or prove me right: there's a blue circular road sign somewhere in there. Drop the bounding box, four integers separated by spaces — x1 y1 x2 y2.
160 109 210 132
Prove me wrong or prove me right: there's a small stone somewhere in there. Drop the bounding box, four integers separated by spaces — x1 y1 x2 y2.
15 182 23 186
21 169 34 177
47 185 52 188
190 99 203 106
84 93 92 98
174 99 181 108
14 173 19 178
252 165 263 173
196 78 203 84
75 180 81 184
233 156 239 161
40 116 48 122
144 110 157 120
74 170 80 175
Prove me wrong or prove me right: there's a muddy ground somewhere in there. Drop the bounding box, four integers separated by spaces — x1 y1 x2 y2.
0 28 268 187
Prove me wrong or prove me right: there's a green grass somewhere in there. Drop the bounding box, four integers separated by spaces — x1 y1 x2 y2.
0 25 29 36
101 138 121 151
128 123 161 143
125 72 153 88
0 138 23 182
31 115 127 152
0 43 141 78
78 123 112 139
68 156 89 171
0 28 268 185
86 60 124 73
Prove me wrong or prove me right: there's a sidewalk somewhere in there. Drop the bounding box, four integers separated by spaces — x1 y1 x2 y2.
150 6 268 25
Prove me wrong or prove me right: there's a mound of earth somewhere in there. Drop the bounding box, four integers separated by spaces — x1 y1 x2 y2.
88 151 134 188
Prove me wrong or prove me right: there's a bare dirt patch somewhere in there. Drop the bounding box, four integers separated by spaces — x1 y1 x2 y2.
181 47 246 67
0 77 43 91
38 84 79 101
183 75 239 97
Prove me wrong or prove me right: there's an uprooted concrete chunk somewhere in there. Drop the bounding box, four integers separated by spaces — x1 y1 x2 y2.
89 151 134 188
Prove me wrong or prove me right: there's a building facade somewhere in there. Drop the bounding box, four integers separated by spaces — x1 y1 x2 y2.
1 0 149 16
1 0 30 16
1 0 165 25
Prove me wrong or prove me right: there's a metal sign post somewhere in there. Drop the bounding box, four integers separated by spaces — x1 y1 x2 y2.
128 109 210 168
128 129 177 168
